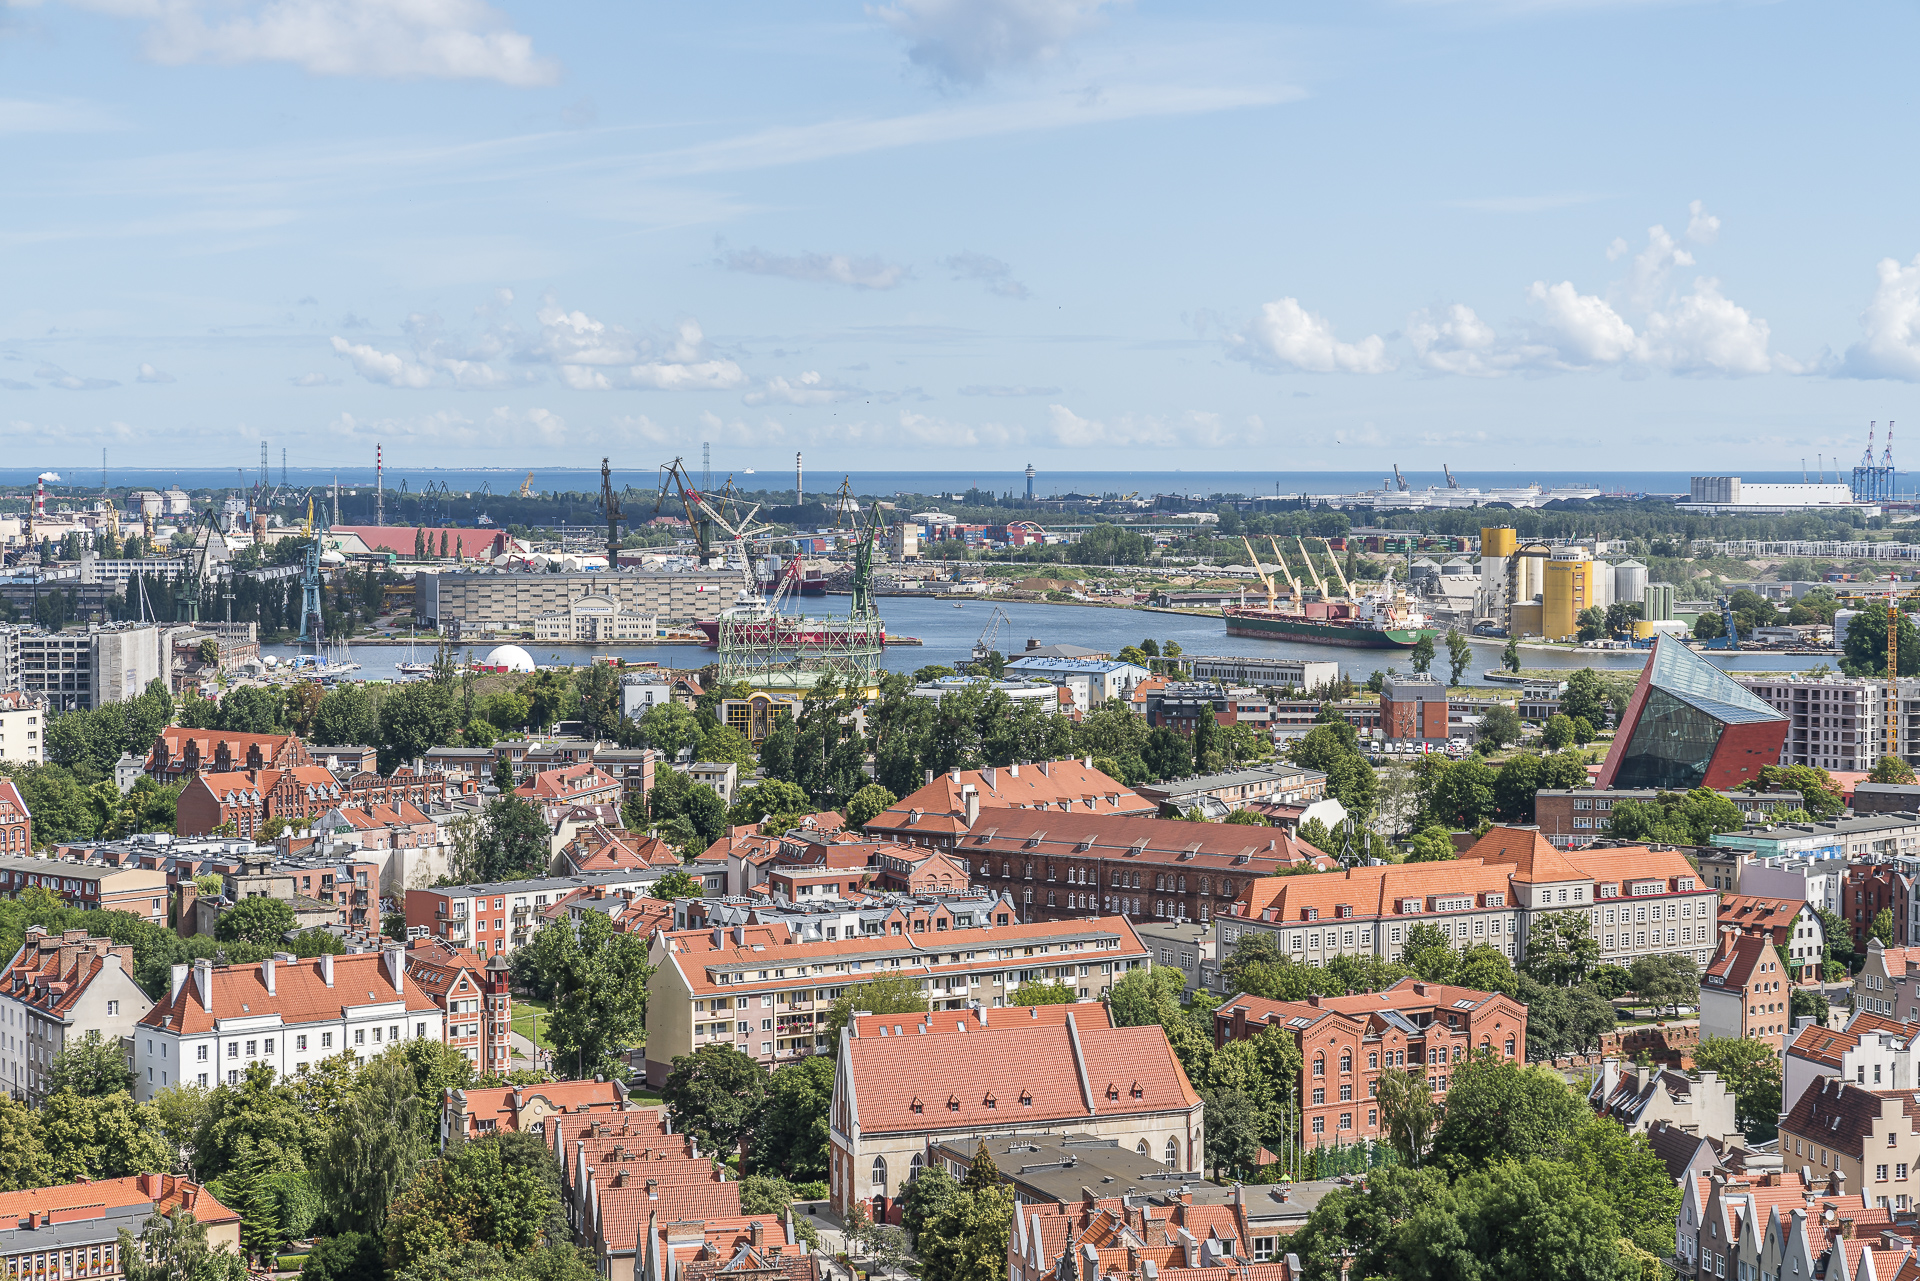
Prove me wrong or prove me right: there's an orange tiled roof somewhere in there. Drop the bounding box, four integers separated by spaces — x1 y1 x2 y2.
866 761 1155 839
850 1002 1113 1039
137 951 439 1034
0 1174 236 1228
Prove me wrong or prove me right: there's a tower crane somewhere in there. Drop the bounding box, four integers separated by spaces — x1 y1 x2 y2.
1264 536 1304 601
1294 536 1327 598
1240 536 1277 608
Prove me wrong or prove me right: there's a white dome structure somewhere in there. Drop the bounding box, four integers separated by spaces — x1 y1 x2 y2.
482 644 536 673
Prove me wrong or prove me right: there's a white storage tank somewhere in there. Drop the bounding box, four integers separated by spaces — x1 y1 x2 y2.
1615 559 1648 609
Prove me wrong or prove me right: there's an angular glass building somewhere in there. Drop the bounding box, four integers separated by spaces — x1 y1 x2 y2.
1596 635 1788 791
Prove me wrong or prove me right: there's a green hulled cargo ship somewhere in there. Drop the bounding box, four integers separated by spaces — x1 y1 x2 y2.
1223 585 1433 649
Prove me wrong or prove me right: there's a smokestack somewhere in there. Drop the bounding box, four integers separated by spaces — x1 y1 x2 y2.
376 443 384 527
795 451 802 510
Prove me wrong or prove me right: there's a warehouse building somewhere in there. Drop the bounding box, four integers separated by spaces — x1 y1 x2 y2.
415 569 740 631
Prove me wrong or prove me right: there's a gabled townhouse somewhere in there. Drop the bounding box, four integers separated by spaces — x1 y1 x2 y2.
644 906 1151 1085
1780 1077 1920 1212
145 727 311 782
441 1077 642 1147
516 764 623 823
826 1007 1203 1223
404 938 511 1076
1586 1059 1741 1149
1009 1188 1295 1281
639 1212 817 1281
1214 980 1526 1149
556 824 677 876
0 927 152 1105
1853 940 1920 1023
405 870 673 958
540 885 675 939
132 949 445 1100
1785 1013 1916 1123
1718 892 1826 978
1701 932 1797 1054
1847 861 1919 952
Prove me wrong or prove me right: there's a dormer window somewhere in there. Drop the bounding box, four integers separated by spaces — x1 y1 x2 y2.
983 1092 997 1109
911 1097 924 1114
1106 1082 1120 1100
1019 1090 1033 1107
947 1095 961 1112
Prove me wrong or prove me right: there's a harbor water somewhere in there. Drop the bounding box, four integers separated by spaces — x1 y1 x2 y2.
260 599 1846 687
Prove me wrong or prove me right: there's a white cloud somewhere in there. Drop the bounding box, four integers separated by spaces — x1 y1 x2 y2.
135 362 175 383
744 371 861 406
871 0 1120 85
1839 255 1920 380
328 408 478 443
70 0 560 87
35 362 120 390
1407 304 1516 377
959 384 1060 396
1232 298 1394 374
1624 223 1693 310
1525 281 1639 366
536 313 746 392
721 247 909 290
487 405 566 444
610 414 674 445
1638 278 1771 375
330 336 436 389
1686 199 1721 246
292 372 338 387
942 252 1029 300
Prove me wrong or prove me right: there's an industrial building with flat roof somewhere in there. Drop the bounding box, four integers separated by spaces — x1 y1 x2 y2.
415 568 742 631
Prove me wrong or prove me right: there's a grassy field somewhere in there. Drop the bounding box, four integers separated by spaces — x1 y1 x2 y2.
511 995 553 1050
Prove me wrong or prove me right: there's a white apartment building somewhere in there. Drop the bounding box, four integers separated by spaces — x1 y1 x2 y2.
0 691 44 765
0 928 152 1105
132 950 444 1100
1736 673 1920 773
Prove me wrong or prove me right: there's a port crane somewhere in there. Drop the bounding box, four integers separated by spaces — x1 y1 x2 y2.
1240 536 1278 608
1264 536 1305 600
598 458 625 566
1443 465 1460 489
970 603 1015 667
1294 536 1327 599
1318 536 1354 599
516 472 535 499
1393 464 1410 492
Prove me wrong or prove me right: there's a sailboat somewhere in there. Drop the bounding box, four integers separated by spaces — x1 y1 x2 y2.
396 627 433 677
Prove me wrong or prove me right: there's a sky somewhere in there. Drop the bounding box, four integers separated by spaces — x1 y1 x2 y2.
8 0 1920 476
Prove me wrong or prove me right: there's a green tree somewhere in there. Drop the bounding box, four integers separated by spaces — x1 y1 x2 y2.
1105 966 1187 1027
1871 754 1918 785
1541 714 1574 752
1873 907 1896 947
902 1165 958 1247
1477 704 1521 749
0 1094 46 1190
662 1045 767 1156
915 1184 1014 1281
1445 628 1472 685
1502 635 1521 672
1564 1114 1682 1257
375 680 458 774
1691 1037 1784 1140
1559 668 1616 727
1575 605 1608 642
298 1230 384 1281
36 1089 169 1183
1627 952 1699 1017
1428 1055 1584 1171
1389 1159 1632 1281
751 1055 834 1181
118 1210 247 1281
471 793 550 882
1759 763 1844 819
698 723 756 771
844 783 897 829
1525 911 1601 986
1142 726 1193 781
1841 602 1920 678
215 897 296 946
1409 632 1435 674
45 1030 134 1098
1405 826 1457 863
648 870 701 901
823 974 930 1040
383 1135 560 1274
1008 980 1075 1005
520 912 652 1080
727 780 811 828
1287 1166 1449 1281
639 701 702 761
1202 1087 1264 1178
315 1050 429 1235
1374 1067 1437 1167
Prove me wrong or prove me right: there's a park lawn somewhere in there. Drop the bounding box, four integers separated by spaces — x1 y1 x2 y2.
512 996 554 1050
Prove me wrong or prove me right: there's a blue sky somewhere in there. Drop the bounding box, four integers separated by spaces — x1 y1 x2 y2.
7 0 1920 475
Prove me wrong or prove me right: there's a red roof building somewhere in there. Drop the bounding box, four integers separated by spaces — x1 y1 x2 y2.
865 761 1156 848
1215 979 1526 1149
827 1007 1202 1224
0 1174 240 1275
0 926 153 1105
442 1077 645 1146
146 727 311 783
1701 932 1793 1054
329 525 513 561
0 780 27 856
405 938 512 1076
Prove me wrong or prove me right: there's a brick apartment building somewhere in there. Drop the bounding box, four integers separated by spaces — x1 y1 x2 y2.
405 938 512 1076
176 763 473 839
0 781 27 856
0 927 152 1105
405 870 673 958
1380 673 1449 745
1700 932 1795 1055
956 810 1333 925
863 761 1156 850
1214 979 1527 1147
0 855 168 923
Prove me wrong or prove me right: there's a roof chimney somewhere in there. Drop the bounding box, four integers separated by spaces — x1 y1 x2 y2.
192 958 212 1011
963 786 980 830
319 951 334 987
261 956 275 996
170 963 188 1002
384 946 405 994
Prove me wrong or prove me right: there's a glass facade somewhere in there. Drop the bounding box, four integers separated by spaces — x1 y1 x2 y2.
1611 687 1726 790
1606 636 1788 792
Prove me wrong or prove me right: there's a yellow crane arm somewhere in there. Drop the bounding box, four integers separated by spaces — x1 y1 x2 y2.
1321 537 1353 598
1266 536 1303 599
1295 536 1326 597
1240 535 1276 608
